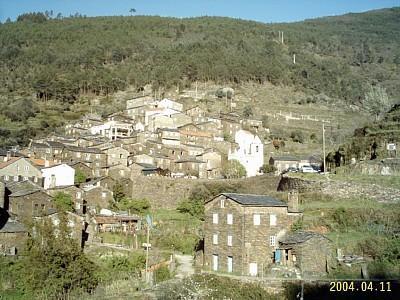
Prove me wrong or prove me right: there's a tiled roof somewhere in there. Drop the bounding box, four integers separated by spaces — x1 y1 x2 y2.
0 219 27 233
0 157 21 169
66 146 104 154
219 193 287 207
279 231 330 245
6 180 44 197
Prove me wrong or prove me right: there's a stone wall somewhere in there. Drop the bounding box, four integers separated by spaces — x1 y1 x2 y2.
277 176 320 193
130 175 281 209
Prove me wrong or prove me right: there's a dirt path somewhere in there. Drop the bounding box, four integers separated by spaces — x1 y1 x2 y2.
174 254 195 279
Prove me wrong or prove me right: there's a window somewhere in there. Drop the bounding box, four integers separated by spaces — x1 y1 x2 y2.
212 254 218 271
24 166 29 171
76 202 81 210
270 214 277 226
212 213 218 224
256 146 259 153
101 192 107 198
16 165 20 171
41 204 45 211
220 199 225 208
34 176 38 183
76 192 82 199
23 176 28 181
227 235 232 246
227 213 233 225
269 235 276 247
13 176 19 182
213 234 218 245
120 170 125 176
253 214 261 226
76 152 81 158
4 175 9 181
96 154 101 159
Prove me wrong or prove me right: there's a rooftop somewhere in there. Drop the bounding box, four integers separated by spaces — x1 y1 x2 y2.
218 193 288 207
279 231 330 245
0 219 27 233
6 180 44 197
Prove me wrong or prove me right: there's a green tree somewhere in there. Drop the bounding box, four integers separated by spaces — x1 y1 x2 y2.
118 198 151 215
113 183 126 203
363 85 396 121
260 164 276 174
54 192 73 212
177 198 204 219
74 169 87 184
16 214 98 297
243 105 253 118
222 160 247 179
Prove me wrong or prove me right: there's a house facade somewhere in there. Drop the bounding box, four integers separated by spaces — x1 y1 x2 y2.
204 193 301 276
228 130 264 177
0 157 42 185
41 164 75 190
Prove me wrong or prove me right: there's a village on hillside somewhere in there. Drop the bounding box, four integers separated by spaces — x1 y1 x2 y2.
0 91 334 281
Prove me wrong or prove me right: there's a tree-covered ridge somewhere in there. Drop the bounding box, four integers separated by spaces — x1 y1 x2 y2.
1 8 399 103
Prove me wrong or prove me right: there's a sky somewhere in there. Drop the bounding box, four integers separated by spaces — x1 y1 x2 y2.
0 0 398 23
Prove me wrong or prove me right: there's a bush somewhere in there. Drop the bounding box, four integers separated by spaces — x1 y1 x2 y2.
74 169 87 184
107 253 145 273
177 198 204 220
260 164 277 174
154 265 172 283
118 198 151 215
222 160 247 179
53 192 73 212
290 130 305 143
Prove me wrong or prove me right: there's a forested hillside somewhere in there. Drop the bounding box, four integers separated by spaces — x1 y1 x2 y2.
0 8 399 146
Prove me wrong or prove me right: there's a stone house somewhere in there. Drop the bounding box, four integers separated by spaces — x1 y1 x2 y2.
82 176 116 192
35 211 88 248
241 119 263 132
29 141 65 161
160 145 188 160
221 118 242 138
130 162 161 177
63 146 107 177
174 157 206 178
0 218 28 256
68 161 93 180
278 231 335 277
269 156 300 174
46 185 85 215
133 154 154 165
185 105 206 118
179 124 213 146
0 157 43 185
203 193 301 276
171 113 192 128
6 180 55 220
105 146 130 167
136 131 158 144
196 121 224 141
157 128 181 146
82 185 113 213
197 150 223 179
228 130 264 177
107 164 131 180
151 153 172 171
182 144 205 156
147 114 176 132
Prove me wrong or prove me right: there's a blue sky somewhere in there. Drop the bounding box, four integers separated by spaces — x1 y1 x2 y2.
0 0 398 23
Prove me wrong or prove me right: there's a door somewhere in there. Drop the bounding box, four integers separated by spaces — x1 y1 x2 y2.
249 262 258 276
212 255 218 271
227 256 233 273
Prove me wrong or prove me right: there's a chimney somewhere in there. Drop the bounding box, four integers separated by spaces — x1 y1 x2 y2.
4 151 11 162
288 190 299 212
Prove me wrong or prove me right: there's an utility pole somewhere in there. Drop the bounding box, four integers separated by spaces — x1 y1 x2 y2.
145 224 150 283
323 123 326 173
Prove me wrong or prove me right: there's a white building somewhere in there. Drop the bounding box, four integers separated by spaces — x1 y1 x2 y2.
41 164 75 189
89 121 134 140
228 130 264 177
156 98 183 112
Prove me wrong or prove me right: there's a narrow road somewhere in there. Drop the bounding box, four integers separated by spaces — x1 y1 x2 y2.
174 254 195 279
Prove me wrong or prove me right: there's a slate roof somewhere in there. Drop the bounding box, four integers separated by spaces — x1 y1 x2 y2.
0 149 26 157
0 219 27 233
218 193 288 207
66 145 104 154
279 231 331 245
6 180 44 197
270 156 300 162
134 163 158 170
175 157 205 163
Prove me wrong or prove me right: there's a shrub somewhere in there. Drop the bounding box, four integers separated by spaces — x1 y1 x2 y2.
154 265 172 283
53 192 73 212
260 164 277 174
177 198 204 220
74 169 87 184
118 198 151 215
290 130 305 143
222 160 247 179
